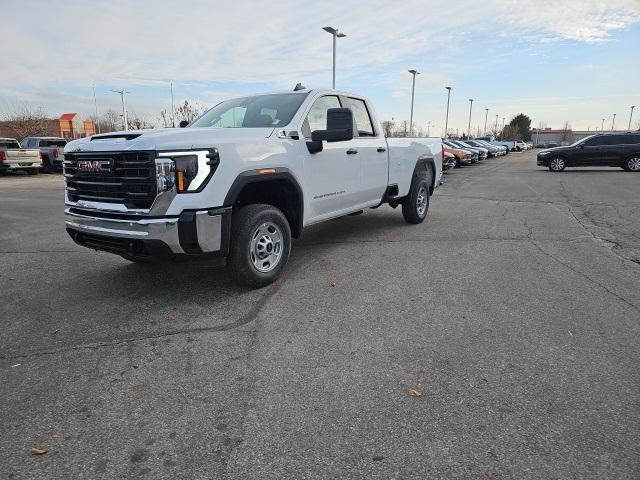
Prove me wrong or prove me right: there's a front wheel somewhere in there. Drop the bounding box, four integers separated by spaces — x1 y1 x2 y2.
228 204 291 288
548 157 566 172
402 177 430 224
29 168 39 175
624 156 640 172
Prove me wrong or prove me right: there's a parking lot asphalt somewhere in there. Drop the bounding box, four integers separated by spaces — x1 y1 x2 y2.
1 151 639 479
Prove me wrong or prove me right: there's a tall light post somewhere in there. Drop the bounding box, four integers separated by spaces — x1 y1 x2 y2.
444 86 452 138
601 118 605 131
484 108 489 135
111 88 129 131
170 81 175 128
408 69 420 136
467 99 474 139
611 113 616 131
629 106 635 130
93 84 101 134
322 27 346 89
495 114 499 137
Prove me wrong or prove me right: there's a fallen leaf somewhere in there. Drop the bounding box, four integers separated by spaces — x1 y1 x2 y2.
330 282 336 287
408 388 423 398
31 448 47 455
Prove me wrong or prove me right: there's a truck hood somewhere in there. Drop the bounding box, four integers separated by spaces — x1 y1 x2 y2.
64 127 276 153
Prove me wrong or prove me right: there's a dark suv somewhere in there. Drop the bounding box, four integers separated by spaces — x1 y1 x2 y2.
537 132 640 172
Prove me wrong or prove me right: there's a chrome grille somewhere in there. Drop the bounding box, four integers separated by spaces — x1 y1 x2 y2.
64 151 157 209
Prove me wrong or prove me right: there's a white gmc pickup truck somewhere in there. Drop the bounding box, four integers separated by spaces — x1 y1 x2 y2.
64 88 442 287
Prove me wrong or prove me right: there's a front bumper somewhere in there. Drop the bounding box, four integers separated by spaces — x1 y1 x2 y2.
536 155 549 166
65 206 231 259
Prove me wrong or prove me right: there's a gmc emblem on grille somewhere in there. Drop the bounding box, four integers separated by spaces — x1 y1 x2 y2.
77 159 112 174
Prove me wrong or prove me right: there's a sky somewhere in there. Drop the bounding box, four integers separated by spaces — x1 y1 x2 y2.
1 0 639 135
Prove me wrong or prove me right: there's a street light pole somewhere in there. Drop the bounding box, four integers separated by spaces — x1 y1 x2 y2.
484 108 488 135
611 113 616 131
408 70 420 136
444 86 452 138
111 88 129 131
93 84 101 134
629 106 635 130
495 114 499 137
601 118 605 131
323 27 346 89
170 81 175 128
467 99 474 139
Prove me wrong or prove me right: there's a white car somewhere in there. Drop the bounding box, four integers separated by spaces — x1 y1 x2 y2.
64 88 443 287
514 140 528 151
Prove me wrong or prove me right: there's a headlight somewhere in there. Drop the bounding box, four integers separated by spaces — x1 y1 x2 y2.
156 149 219 193
155 158 175 193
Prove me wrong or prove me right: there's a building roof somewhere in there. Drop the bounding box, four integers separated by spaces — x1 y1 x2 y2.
59 113 77 120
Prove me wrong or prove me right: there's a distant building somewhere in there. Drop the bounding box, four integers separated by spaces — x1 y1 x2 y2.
0 113 96 141
57 113 96 139
530 128 631 146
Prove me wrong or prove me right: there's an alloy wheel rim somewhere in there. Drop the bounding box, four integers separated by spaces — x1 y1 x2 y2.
250 222 283 273
417 185 428 216
628 157 640 171
551 158 564 170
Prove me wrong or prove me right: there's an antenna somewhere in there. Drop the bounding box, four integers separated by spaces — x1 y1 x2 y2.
293 83 306 91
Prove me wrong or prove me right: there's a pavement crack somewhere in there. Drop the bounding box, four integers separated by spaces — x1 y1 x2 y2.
0 283 283 361
530 239 640 314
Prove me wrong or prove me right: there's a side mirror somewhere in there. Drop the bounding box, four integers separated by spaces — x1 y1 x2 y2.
179 120 189 128
311 108 353 143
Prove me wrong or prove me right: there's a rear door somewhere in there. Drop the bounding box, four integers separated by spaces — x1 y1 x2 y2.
341 96 388 205
599 135 625 165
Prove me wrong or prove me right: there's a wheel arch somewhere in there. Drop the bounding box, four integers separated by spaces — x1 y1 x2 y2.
224 168 304 238
413 156 436 194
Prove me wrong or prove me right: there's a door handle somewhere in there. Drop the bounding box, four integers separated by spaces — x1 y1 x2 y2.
377 147 386 153
346 149 358 155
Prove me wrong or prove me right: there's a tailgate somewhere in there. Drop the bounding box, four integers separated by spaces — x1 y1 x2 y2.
4 149 42 166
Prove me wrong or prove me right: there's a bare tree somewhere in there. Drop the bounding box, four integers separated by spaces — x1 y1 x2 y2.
0 103 54 140
561 121 572 143
127 113 154 130
97 109 121 133
381 120 395 137
174 100 205 125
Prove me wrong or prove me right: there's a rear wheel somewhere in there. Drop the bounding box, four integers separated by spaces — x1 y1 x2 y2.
228 204 291 288
41 156 53 173
548 157 566 172
625 156 640 172
402 176 430 224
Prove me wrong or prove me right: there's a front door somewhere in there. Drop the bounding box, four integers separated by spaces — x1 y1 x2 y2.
302 95 361 222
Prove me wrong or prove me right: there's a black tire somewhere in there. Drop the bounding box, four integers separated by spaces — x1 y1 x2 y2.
41 156 53 173
228 204 291 288
548 157 566 172
29 168 38 175
402 176 430 224
624 155 640 172
454 158 460 168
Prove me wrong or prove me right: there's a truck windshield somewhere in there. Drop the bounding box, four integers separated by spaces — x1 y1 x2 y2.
40 139 67 147
0 140 20 148
189 93 308 129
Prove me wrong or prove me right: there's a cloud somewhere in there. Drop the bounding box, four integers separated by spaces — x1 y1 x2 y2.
1 0 638 128
1 0 638 90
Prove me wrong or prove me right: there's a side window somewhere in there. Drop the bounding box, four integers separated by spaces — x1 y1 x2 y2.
604 135 624 145
343 97 375 137
620 135 640 145
23 138 33 147
584 136 606 146
303 96 341 137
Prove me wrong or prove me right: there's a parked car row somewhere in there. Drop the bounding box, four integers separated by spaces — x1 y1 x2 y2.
0 136 67 175
441 138 508 169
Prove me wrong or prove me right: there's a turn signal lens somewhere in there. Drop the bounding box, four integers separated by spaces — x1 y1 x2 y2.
174 155 199 192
